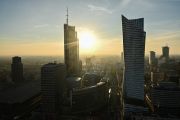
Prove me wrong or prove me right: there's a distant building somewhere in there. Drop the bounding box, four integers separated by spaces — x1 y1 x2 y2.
167 70 179 85
82 72 101 86
149 51 157 66
64 11 79 76
11 56 23 82
79 60 82 75
162 46 169 60
121 52 124 65
150 72 164 85
159 46 170 64
41 63 66 119
149 51 158 72
122 15 146 101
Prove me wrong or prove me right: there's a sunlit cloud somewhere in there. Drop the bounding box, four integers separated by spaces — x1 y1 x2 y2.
88 4 113 14
149 31 180 41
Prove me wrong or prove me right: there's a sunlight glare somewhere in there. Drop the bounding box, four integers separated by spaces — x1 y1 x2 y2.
79 31 96 50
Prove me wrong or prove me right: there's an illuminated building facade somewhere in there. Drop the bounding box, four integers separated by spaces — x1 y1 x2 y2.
64 12 79 76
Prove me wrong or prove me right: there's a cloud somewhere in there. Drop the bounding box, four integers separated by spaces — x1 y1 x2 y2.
120 0 131 7
88 4 113 14
148 31 180 42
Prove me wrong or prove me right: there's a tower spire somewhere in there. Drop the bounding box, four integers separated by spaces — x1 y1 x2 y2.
66 7 69 25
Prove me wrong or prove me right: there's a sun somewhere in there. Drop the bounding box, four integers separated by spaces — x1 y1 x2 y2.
79 31 96 50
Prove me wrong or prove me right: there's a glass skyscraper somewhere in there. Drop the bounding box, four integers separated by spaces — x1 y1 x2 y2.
64 23 79 76
11 56 23 82
122 15 146 101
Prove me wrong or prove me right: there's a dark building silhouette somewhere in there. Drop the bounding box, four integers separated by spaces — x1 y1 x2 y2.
149 51 158 72
151 82 180 116
79 60 82 74
64 9 79 76
122 15 146 101
41 63 66 120
0 80 40 119
11 56 23 82
162 46 169 60
149 51 156 65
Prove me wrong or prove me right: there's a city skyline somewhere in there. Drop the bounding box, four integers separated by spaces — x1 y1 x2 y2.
0 0 180 56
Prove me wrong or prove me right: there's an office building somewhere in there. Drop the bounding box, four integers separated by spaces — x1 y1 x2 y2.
162 46 169 60
150 71 167 85
79 60 82 75
149 51 158 72
151 82 180 116
71 82 108 113
41 63 66 119
121 52 124 65
64 10 79 76
149 51 157 65
122 15 146 101
11 56 23 82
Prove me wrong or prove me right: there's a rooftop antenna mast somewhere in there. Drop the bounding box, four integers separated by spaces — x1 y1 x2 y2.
66 7 69 25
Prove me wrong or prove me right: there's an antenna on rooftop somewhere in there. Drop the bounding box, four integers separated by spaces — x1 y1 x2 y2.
66 7 69 25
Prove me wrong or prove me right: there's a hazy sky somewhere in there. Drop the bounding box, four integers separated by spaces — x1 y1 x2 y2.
0 0 180 56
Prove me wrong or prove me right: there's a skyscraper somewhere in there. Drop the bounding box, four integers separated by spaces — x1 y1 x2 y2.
11 56 23 82
162 46 169 60
41 63 66 119
64 9 79 76
122 15 146 101
121 52 124 65
149 51 156 65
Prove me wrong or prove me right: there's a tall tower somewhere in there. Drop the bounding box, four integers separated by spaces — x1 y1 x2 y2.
11 56 23 82
121 52 124 65
149 51 156 65
162 46 169 60
122 15 146 101
64 9 79 76
41 63 66 119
